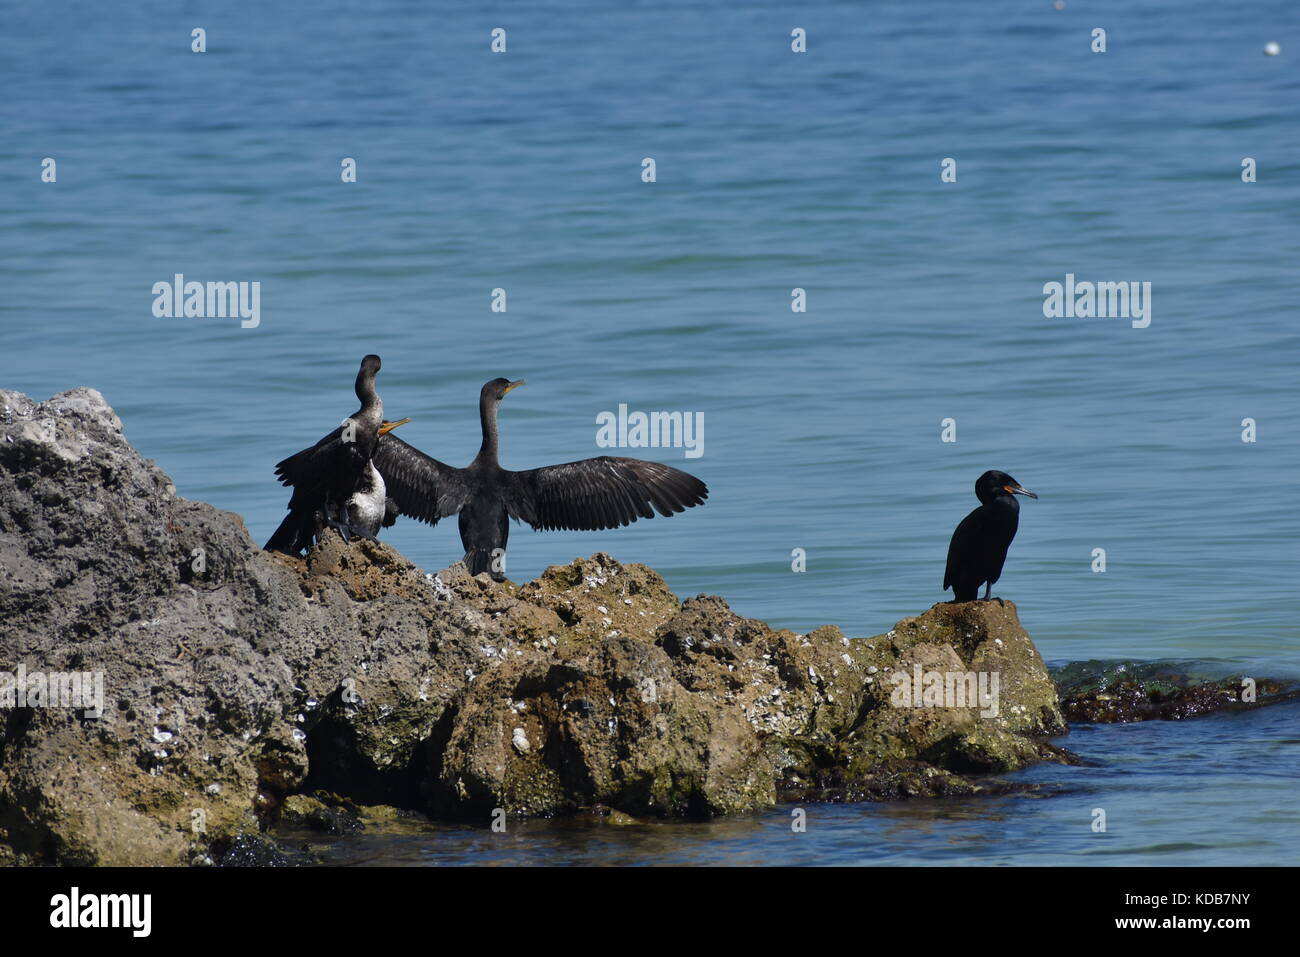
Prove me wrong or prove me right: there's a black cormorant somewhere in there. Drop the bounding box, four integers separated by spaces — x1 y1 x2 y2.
373 378 708 580
943 470 1037 602
264 354 410 554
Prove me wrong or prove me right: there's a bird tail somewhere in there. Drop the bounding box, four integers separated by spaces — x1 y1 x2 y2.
463 547 504 580
265 510 315 555
949 580 979 602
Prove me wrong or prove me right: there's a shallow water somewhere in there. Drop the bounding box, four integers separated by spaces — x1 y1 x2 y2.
3 0 1297 864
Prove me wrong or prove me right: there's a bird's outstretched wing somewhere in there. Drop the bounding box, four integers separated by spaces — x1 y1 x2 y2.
501 456 707 531
372 433 474 526
273 426 364 498
267 426 366 554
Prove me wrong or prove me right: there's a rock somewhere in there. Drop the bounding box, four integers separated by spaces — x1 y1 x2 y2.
1054 661 1298 723
0 388 1075 864
432 602 777 819
573 804 644 826
0 388 482 864
834 600 1067 778
214 832 312 867
279 792 363 835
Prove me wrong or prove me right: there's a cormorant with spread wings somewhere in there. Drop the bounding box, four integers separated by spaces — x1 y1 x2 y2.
374 378 707 580
264 355 410 555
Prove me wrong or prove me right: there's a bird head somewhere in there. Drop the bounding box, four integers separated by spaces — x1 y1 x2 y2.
976 470 1037 505
482 377 525 403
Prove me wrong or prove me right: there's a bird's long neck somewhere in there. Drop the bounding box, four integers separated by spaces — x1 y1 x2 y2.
353 368 382 430
477 395 500 464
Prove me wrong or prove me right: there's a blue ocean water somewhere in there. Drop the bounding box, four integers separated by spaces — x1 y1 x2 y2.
2 0 1297 864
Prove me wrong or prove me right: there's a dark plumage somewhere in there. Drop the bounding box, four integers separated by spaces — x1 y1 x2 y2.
264 355 410 555
374 378 708 580
943 470 1037 602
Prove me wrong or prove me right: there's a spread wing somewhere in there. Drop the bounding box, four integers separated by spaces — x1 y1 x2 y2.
371 433 474 526
501 456 707 532
273 425 366 502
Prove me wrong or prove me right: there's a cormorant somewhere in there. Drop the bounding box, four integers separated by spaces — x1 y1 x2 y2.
264 354 410 555
373 378 708 580
943 470 1037 602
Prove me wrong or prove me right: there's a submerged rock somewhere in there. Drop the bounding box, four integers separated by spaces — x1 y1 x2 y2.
1054 661 1297 723
1 388 1072 865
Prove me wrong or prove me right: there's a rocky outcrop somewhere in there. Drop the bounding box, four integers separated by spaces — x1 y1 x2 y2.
1 388 1071 866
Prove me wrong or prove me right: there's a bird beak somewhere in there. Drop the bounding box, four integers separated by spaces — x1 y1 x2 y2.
377 417 411 436
1003 484 1037 499
504 380 525 394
